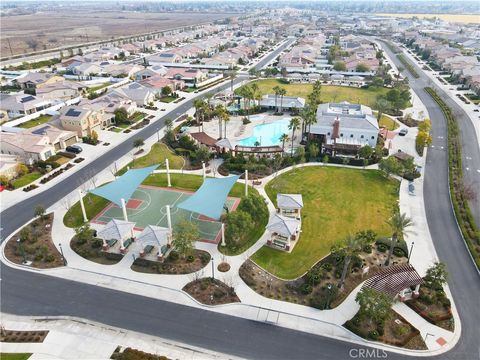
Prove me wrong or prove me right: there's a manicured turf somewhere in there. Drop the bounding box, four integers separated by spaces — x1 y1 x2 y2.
236 79 391 109
64 173 254 228
374 112 399 131
11 171 42 189
117 143 184 175
87 82 111 93
160 96 176 103
0 354 32 360
17 115 52 129
252 166 399 279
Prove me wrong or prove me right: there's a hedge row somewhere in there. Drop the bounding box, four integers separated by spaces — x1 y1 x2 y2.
396 54 419 78
425 87 480 270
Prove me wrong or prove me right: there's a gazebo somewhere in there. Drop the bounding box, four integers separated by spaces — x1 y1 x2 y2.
362 263 424 301
137 225 171 260
97 218 136 253
266 214 301 252
277 193 304 219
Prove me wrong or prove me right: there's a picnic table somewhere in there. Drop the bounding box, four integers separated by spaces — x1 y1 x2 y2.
144 245 154 254
107 239 117 247
123 238 133 249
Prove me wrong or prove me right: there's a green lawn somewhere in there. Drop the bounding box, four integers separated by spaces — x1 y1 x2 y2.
374 112 399 131
252 167 399 279
87 82 111 93
160 96 176 103
236 79 390 109
17 115 52 129
0 354 32 360
117 143 185 175
64 173 254 228
11 171 42 189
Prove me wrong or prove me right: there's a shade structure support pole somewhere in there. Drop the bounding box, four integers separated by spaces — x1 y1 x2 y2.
202 161 206 179
166 205 172 245
245 170 248 197
79 190 88 223
121 198 129 222
166 159 171 187
221 223 226 246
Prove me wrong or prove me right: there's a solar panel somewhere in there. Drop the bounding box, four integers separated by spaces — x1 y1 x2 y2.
20 95 35 103
65 108 82 117
32 125 50 135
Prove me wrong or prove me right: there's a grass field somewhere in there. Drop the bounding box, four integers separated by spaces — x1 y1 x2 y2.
17 115 52 129
376 13 480 24
117 143 184 175
64 173 254 228
87 82 111 93
236 79 390 110
374 112 399 130
252 167 399 279
0 354 32 360
11 171 42 189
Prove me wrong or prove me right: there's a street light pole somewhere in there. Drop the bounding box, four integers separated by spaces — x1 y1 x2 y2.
325 283 332 310
17 239 26 264
157 127 160 142
211 257 215 280
58 243 67 266
408 241 415 264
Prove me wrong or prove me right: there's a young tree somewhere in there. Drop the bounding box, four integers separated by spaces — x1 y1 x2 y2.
114 108 129 124
424 262 448 290
333 61 347 71
90 130 98 144
133 138 145 149
164 118 173 132
379 157 401 178
279 133 289 153
173 219 199 258
322 155 329 165
15 163 28 177
375 98 391 122
34 205 46 220
307 142 319 160
355 287 393 325
418 119 432 133
194 145 210 164
359 145 373 159
356 63 370 72
161 86 172 97
337 234 363 289
19 226 31 243
225 211 253 246
385 211 414 266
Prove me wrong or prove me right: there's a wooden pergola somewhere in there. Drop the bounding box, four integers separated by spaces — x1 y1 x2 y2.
362 264 424 300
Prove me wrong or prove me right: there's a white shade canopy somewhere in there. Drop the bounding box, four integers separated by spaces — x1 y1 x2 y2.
267 214 300 237
137 225 170 248
97 219 135 241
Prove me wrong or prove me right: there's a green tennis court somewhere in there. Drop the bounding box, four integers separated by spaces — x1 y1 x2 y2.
92 185 240 243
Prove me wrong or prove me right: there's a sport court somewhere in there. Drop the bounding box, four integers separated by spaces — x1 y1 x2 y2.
92 185 240 243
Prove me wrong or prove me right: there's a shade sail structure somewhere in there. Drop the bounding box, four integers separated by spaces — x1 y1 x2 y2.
177 175 240 220
89 165 157 207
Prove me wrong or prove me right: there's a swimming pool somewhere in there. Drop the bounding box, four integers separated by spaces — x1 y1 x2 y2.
238 118 290 146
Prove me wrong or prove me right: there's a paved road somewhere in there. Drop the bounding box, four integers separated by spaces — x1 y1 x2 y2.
382 42 480 360
2 37 478 359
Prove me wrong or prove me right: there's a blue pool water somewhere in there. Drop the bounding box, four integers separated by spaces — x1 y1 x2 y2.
238 119 290 146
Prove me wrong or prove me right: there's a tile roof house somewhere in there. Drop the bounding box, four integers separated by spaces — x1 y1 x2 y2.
36 80 86 101
164 67 207 86
13 73 64 90
149 52 182 64
112 82 155 106
138 75 184 92
133 65 168 80
58 106 106 137
0 93 51 117
309 102 379 154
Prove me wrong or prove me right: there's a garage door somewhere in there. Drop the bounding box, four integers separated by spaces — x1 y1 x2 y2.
65 136 77 146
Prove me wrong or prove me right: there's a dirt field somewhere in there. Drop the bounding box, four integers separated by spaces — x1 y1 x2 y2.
377 13 480 24
1 10 234 56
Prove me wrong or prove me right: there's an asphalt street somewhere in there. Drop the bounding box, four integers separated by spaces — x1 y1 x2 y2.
1 37 478 359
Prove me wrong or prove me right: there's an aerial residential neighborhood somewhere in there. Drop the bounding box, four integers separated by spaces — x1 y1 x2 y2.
0 1 479 360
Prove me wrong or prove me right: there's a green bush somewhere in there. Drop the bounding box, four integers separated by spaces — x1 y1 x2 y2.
377 244 388 252
322 263 333 271
187 255 195 263
169 250 179 261
367 330 379 340
301 283 313 294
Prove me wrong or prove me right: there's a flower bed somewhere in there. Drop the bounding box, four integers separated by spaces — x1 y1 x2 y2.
70 231 123 265
1 329 48 343
183 278 240 305
397 54 419 78
131 249 210 274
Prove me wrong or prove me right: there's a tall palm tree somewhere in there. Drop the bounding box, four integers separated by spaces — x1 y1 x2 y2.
223 109 230 139
279 133 289 154
273 85 281 112
385 211 414 266
250 83 260 107
214 104 226 139
278 87 287 113
288 117 301 156
193 99 204 132
338 234 363 290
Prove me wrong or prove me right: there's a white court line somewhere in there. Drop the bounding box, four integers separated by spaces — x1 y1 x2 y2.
155 192 184 226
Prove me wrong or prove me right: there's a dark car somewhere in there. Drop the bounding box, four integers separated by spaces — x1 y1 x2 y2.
399 128 408 136
66 145 83 154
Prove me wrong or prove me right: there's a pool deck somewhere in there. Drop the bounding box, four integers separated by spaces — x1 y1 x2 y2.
188 112 296 146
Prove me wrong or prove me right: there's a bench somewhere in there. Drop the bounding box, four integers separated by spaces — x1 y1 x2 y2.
123 238 133 249
107 239 117 247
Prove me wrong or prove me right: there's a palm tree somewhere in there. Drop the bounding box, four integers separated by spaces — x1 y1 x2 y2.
222 109 230 139
193 99 204 132
288 117 301 156
278 87 287 113
384 211 414 266
338 234 363 290
250 83 260 107
279 133 289 153
273 85 281 112
375 98 390 123
214 104 226 139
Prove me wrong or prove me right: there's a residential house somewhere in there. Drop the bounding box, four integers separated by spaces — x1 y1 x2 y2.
13 73 64 90
0 125 77 164
112 83 155 106
139 75 184 93
164 67 207 87
309 102 379 155
133 65 168 81
0 154 19 180
0 93 51 118
73 63 102 76
58 106 106 137
149 53 182 64
102 63 143 78
36 81 86 101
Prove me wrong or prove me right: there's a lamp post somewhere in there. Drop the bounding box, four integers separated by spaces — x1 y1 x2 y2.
211 257 215 280
58 243 67 266
408 241 415 264
325 283 333 310
157 127 160 142
17 239 26 264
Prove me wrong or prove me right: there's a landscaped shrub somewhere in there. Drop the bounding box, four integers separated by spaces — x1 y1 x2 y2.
368 330 379 340
169 250 179 261
322 263 333 271
393 247 406 257
376 238 408 257
377 243 388 252
186 255 194 263
301 283 313 294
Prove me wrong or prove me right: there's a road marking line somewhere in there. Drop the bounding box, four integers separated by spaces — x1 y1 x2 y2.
465 167 470 171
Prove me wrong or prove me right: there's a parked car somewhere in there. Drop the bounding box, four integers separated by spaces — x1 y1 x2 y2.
66 145 83 154
399 128 409 136
474 109 479 112
408 182 415 196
